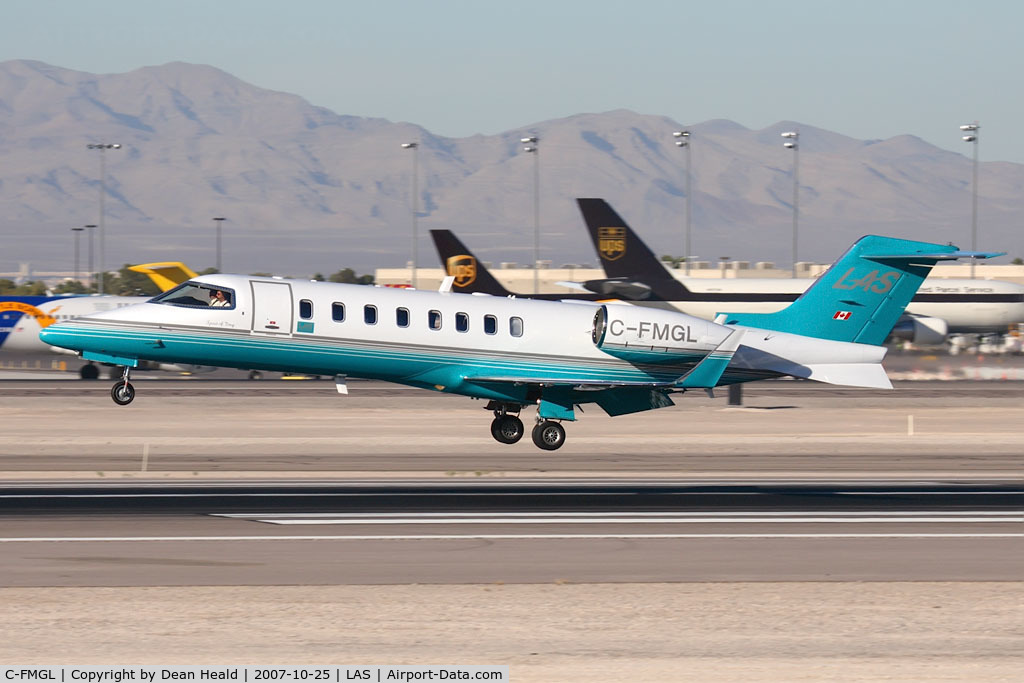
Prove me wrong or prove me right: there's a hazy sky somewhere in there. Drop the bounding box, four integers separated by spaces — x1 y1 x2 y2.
4 0 1023 162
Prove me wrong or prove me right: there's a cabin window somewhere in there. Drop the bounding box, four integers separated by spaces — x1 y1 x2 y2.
484 315 497 335
510 316 524 337
151 282 235 309
299 299 313 320
455 312 469 332
364 304 378 325
428 310 442 330
396 307 410 327
332 302 346 322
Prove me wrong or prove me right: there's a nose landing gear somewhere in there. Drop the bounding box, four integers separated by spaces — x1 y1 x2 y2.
110 366 135 405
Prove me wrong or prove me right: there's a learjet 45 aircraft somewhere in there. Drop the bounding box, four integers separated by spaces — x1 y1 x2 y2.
40 236 997 450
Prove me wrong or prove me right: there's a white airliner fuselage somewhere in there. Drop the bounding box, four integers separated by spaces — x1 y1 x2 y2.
654 276 1024 333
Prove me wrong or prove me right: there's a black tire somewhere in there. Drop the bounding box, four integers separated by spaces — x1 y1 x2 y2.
531 421 566 451
248 370 263 380
490 415 525 444
111 381 135 406
80 363 100 380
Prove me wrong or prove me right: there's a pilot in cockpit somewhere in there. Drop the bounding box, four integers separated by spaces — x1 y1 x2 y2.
209 289 231 307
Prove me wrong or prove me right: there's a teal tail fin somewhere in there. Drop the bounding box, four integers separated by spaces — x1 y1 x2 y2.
720 236 1001 345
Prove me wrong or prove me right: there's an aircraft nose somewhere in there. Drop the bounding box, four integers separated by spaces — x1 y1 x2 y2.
38 322 79 351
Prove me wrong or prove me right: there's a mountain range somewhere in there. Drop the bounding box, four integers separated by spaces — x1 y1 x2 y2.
1 59 1022 277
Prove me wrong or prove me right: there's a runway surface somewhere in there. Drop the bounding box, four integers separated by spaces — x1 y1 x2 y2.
2 479 1021 586
1 377 1022 677
0 379 1023 477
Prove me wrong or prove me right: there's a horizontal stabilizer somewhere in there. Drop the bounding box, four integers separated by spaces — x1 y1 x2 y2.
862 250 1004 261
798 363 892 389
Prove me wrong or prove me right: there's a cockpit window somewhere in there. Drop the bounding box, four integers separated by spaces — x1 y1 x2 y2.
151 282 235 309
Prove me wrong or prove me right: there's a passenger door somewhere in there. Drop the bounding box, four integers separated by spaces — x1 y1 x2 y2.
250 281 293 335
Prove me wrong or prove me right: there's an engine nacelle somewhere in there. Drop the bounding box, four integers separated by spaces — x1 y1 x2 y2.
592 304 727 364
582 277 654 300
890 315 949 346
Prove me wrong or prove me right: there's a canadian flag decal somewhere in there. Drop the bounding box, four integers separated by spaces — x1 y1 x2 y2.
833 311 852 320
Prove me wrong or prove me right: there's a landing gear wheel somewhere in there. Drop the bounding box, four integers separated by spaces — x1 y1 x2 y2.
531 420 566 451
248 370 263 380
80 363 99 380
490 415 525 444
111 381 135 406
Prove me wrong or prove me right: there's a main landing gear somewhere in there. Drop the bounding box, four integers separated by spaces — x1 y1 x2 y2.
486 402 567 451
531 420 566 451
490 410 525 444
110 366 135 406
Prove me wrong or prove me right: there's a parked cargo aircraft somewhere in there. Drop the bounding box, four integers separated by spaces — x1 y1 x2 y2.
431 230 608 302
40 236 996 450
432 203 1024 345
576 198 1024 344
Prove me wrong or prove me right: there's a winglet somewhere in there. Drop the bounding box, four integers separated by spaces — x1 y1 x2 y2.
675 329 744 388
439 275 455 293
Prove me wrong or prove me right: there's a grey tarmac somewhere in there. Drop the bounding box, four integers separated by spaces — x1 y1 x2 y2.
0 378 1022 680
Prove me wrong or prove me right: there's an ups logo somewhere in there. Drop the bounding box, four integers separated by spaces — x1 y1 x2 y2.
446 254 477 288
598 227 627 261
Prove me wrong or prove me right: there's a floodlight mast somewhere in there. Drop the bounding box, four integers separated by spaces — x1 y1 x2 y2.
673 130 694 275
402 142 420 287
960 123 980 278
781 131 800 277
85 143 122 294
521 136 540 294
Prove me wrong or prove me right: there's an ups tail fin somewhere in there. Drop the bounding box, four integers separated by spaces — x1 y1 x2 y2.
576 198 694 300
720 235 1001 345
429 230 514 297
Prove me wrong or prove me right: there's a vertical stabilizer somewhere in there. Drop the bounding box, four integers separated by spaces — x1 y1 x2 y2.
720 236 996 345
576 198 694 300
429 230 514 297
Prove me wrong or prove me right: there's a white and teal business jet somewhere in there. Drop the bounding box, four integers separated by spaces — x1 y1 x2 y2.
40 236 998 450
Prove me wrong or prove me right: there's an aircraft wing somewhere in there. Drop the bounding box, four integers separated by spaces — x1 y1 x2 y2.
465 375 679 417
465 375 677 390
466 329 743 391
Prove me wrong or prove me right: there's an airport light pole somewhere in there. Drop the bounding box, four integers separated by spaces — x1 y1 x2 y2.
71 227 84 284
521 136 540 294
84 224 97 291
212 217 226 272
781 131 800 277
86 143 122 294
960 123 980 279
401 142 420 287
673 130 693 275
